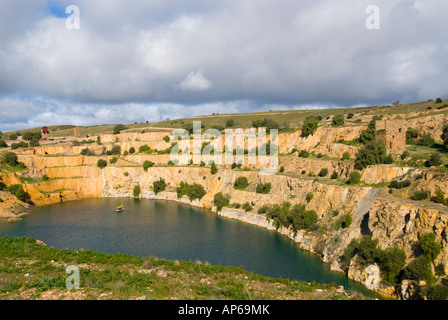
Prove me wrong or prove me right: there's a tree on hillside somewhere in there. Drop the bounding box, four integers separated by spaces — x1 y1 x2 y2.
301 117 319 137
225 119 234 128
153 178 167 195
332 115 344 127
354 141 386 170
97 159 107 169
22 131 41 141
3 152 18 166
29 137 40 147
210 161 218 174
441 124 448 147
113 124 128 135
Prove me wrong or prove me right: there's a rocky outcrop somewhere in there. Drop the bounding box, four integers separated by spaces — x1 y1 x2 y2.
3 124 448 299
367 197 448 275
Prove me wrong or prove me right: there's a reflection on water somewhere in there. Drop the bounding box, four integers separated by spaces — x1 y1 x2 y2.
0 197 377 297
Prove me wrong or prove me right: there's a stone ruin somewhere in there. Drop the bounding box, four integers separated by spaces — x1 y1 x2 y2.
375 115 407 153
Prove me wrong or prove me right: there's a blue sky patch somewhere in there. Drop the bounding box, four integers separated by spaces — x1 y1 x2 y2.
47 1 69 18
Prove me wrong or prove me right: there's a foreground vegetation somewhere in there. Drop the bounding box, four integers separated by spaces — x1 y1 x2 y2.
0 237 366 300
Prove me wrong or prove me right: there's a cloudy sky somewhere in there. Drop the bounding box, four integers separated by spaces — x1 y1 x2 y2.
0 0 447 131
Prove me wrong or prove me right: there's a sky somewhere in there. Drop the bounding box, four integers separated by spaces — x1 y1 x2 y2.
0 0 447 132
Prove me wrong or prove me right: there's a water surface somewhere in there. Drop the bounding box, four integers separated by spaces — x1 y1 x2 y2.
0 197 376 296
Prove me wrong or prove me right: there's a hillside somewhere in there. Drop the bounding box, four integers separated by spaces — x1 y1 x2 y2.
0 237 360 300
1 99 448 300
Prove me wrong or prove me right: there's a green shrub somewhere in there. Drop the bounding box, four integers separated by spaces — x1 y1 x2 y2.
42 174 49 181
129 147 136 154
153 178 167 195
419 233 441 262
210 162 218 174
348 171 361 184
231 163 237 169
242 202 253 212
344 214 352 228
10 142 29 150
0 140 7 148
110 145 121 155
411 190 429 200
298 150 310 158
359 128 375 145
234 176 249 190
133 185 141 197
163 136 170 143
29 137 39 147
258 205 270 214
113 124 127 135
330 171 338 179
176 182 206 201
3 152 18 166
22 131 41 141
256 183 271 194
435 188 445 204
389 179 411 189
213 192 230 212
427 284 448 300
425 153 442 167
80 148 90 156
340 239 360 271
354 141 386 170
291 205 318 232
143 160 154 171
225 119 234 128
419 133 435 147
332 115 344 127
357 236 380 266
318 168 328 177
377 247 406 284
14 186 27 202
265 202 318 232
436 98 443 103
401 151 410 160
138 145 153 154
383 154 394 164
109 157 118 164
406 127 420 144
301 117 319 137
306 192 313 203
341 152 350 161
279 166 285 173
403 256 433 282
97 159 107 169
7 184 21 195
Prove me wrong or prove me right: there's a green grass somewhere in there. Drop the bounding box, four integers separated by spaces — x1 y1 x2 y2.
0 237 367 300
4 99 447 139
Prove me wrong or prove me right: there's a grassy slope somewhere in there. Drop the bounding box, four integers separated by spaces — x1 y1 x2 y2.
0 237 365 300
4 99 447 138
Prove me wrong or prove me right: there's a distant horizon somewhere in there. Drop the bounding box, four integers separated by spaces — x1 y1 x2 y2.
1 1 447 132
1 97 438 134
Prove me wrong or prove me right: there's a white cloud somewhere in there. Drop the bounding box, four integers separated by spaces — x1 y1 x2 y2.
0 0 448 130
179 70 213 92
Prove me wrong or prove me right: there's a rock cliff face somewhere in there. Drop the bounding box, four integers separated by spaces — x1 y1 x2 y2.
1 122 447 299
